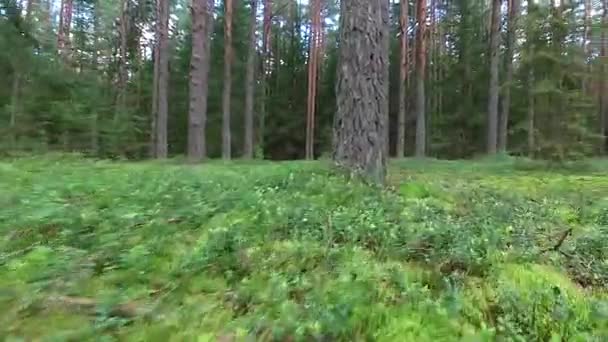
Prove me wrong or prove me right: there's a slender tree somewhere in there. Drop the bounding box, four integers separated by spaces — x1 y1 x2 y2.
415 0 426 157
222 0 234 159
487 0 501 154
601 0 608 154
188 0 213 162
243 0 258 159
116 0 129 120
499 0 519 152
154 0 170 158
333 0 389 184
260 0 272 153
397 0 409 157
57 0 73 59
306 0 321 160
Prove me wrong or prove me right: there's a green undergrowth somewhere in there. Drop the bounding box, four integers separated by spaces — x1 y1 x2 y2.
1 154 607 341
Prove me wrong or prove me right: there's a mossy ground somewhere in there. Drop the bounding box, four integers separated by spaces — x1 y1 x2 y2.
1 154 607 341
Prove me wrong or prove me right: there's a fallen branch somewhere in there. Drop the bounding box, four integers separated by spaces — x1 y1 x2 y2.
46 296 151 318
542 228 573 253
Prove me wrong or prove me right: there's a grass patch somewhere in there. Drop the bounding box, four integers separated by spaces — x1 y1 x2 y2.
1 155 607 340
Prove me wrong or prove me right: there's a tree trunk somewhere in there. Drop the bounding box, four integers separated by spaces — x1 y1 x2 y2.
415 0 426 157
10 73 21 148
601 0 608 154
397 0 408 158
260 0 272 155
116 0 129 121
333 0 389 184
57 0 73 59
306 0 321 160
243 0 258 159
155 0 170 158
222 0 234 160
498 0 518 153
528 68 535 158
91 1 100 154
486 0 501 154
150 41 159 157
188 0 213 162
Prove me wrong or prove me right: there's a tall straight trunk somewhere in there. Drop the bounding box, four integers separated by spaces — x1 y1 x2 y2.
306 0 321 160
333 0 389 184
188 0 213 162
528 68 535 158
583 0 592 93
414 0 426 157
10 74 21 147
498 0 518 153
155 0 170 158
116 0 129 120
397 0 408 157
243 0 258 159
150 42 159 157
601 0 608 154
57 0 73 59
260 0 272 154
91 1 100 154
486 0 501 154
222 0 234 159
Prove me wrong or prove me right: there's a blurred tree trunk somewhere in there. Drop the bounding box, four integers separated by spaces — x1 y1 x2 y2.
601 0 608 154
57 0 73 60
260 0 272 155
486 0 501 154
306 0 321 160
222 0 234 159
397 0 408 158
188 0 213 162
154 0 170 158
415 0 426 157
499 0 519 153
116 0 129 122
243 0 258 159
333 0 389 184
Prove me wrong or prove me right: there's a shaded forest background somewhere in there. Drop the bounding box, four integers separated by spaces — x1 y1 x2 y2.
0 0 607 161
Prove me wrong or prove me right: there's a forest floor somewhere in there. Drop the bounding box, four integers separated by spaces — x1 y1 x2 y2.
1 154 608 341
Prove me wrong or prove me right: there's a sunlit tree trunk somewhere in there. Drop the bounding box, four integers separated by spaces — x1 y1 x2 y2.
57 0 73 59
333 0 389 184
260 0 272 155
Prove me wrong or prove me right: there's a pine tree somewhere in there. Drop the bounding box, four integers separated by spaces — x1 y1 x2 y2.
333 0 389 184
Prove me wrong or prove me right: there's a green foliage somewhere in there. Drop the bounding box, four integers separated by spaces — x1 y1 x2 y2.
1 156 607 340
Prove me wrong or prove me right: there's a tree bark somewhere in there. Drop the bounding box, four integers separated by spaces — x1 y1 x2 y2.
528 68 535 158
487 0 501 154
10 74 21 148
222 0 234 160
91 1 100 154
415 0 426 157
260 0 272 155
155 0 170 158
57 0 73 60
333 0 389 184
498 0 518 153
243 0 258 159
601 0 608 154
188 0 213 162
306 0 321 160
397 0 408 158
116 0 129 121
